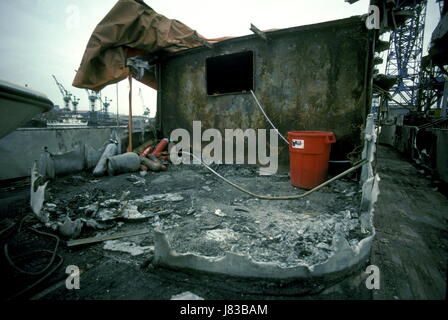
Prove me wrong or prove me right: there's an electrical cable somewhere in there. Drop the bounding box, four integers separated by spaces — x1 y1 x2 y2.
0 221 17 238
251 89 359 164
247 89 371 199
8 250 63 300
180 151 367 200
3 214 63 300
4 227 60 276
250 90 290 145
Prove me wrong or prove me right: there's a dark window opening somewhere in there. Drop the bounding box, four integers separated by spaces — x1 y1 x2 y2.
206 51 253 95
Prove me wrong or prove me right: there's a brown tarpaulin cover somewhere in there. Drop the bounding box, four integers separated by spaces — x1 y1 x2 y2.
72 0 205 91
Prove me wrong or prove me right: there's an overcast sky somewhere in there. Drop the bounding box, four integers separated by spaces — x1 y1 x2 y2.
0 0 441 117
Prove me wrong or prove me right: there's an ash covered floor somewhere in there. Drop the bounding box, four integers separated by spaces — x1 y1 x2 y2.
0 145 447 300
34 162 364 268
161 167 363 268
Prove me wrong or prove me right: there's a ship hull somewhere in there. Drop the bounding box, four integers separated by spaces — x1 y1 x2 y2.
0 80 54 139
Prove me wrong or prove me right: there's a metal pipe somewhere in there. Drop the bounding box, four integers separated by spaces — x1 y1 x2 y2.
116 82 119 127
127 75 133 152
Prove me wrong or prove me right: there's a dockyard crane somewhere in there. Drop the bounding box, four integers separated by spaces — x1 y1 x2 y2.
71 96 80 113
52 75 72 111
384 0 427 109
139 88 150 117
98 93 112 119
85 89 99 113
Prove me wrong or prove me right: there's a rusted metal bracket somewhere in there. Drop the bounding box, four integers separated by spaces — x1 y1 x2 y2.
250 24 268 41
126 56 150 80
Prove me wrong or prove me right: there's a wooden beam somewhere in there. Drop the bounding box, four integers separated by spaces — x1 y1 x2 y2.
67 228 150 247
193 34 213 49
250 24 267 41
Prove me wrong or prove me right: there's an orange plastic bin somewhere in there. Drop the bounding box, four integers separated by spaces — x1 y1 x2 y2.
287 131 336 189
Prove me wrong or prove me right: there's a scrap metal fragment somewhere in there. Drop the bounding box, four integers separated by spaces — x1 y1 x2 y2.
126 56 150 80
213 209 226 217
30 161 49 223
171 291 204 300
103 240 154 256
58 216 83 238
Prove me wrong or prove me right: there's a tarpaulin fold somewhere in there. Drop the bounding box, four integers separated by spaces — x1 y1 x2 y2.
73 0 205 91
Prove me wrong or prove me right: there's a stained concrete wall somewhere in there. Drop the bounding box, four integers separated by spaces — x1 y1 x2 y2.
158 17 372 168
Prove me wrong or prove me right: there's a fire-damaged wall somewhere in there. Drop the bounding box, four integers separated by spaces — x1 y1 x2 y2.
157 16 373 169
